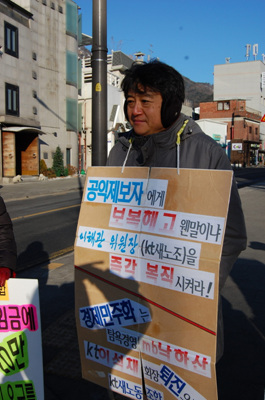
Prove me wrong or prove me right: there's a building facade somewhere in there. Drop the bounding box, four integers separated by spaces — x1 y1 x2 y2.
0 0 80 181
214 60 265 147
200 99 261 166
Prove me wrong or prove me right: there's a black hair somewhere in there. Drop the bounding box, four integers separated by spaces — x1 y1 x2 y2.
121 59 185 128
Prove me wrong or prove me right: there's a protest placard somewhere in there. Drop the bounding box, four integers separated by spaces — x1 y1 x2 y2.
75 167 232 400
0 278 44 400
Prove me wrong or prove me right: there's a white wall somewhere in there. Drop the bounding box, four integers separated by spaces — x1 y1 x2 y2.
196 119 227 146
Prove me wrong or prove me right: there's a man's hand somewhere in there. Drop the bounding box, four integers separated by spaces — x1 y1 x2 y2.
0 267 11 287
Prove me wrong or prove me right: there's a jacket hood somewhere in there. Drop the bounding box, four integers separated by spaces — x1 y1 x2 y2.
107 112 207 170
118 113 203 149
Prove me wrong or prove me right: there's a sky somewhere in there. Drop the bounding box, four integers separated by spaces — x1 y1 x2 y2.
76 0 265 85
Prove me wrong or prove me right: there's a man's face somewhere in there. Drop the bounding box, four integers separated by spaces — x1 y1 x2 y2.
126 88 164 136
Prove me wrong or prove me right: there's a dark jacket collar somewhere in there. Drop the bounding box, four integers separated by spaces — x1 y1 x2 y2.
118 113 201 151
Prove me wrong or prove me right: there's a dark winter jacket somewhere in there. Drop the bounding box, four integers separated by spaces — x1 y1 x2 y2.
107 113 247 360
107 113 247 284
0 196 17 271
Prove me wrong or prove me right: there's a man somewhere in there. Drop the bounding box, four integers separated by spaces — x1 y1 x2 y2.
107 60 247 361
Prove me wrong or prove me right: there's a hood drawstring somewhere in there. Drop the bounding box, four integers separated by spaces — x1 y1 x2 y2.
121 119 189 174
176 119 189 174
121 138 133 173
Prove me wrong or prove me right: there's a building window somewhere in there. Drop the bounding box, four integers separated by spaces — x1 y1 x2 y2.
4 22 19 58
66 51 78 86
224 101 230 110
66 148 71 166
217 101 230 111
66 98 77 131
5 83 19 116
249 127 252 134
66 0 78 38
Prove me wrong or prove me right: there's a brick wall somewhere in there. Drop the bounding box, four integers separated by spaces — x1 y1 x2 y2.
200 100 260 141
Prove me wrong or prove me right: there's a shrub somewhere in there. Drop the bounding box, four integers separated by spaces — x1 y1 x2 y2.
67 165 78 176
45 168 56 178
40 159 48 174
52 146 64 177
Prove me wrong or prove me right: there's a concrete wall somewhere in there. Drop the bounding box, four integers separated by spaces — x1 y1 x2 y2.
0 0 39 127
196 119 227 146
3 0 79 170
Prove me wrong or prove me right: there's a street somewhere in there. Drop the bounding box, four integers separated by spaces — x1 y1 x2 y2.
217 180 265 399
5 186 83 270
233 166 265 188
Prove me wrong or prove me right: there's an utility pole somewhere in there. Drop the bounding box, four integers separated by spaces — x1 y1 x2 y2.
0 124 2 180
91 0 108 166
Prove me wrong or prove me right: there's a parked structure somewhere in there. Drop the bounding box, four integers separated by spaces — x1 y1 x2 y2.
0 0 81 181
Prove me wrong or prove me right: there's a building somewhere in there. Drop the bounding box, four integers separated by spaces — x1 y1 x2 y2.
196 119 227 148
200 99 261 166
78 50 134 169
213 60 265 147
0 0 81 181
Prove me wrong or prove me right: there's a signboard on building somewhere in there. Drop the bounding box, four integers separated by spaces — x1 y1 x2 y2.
261 114 265 122
75 167 232 400
0 279 44 399
232 143 243 151
212 134 221 141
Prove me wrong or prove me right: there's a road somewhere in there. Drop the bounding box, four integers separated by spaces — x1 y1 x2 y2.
233 166 265 187
7 191 82 270
4 167 265 272
217 178 265 399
